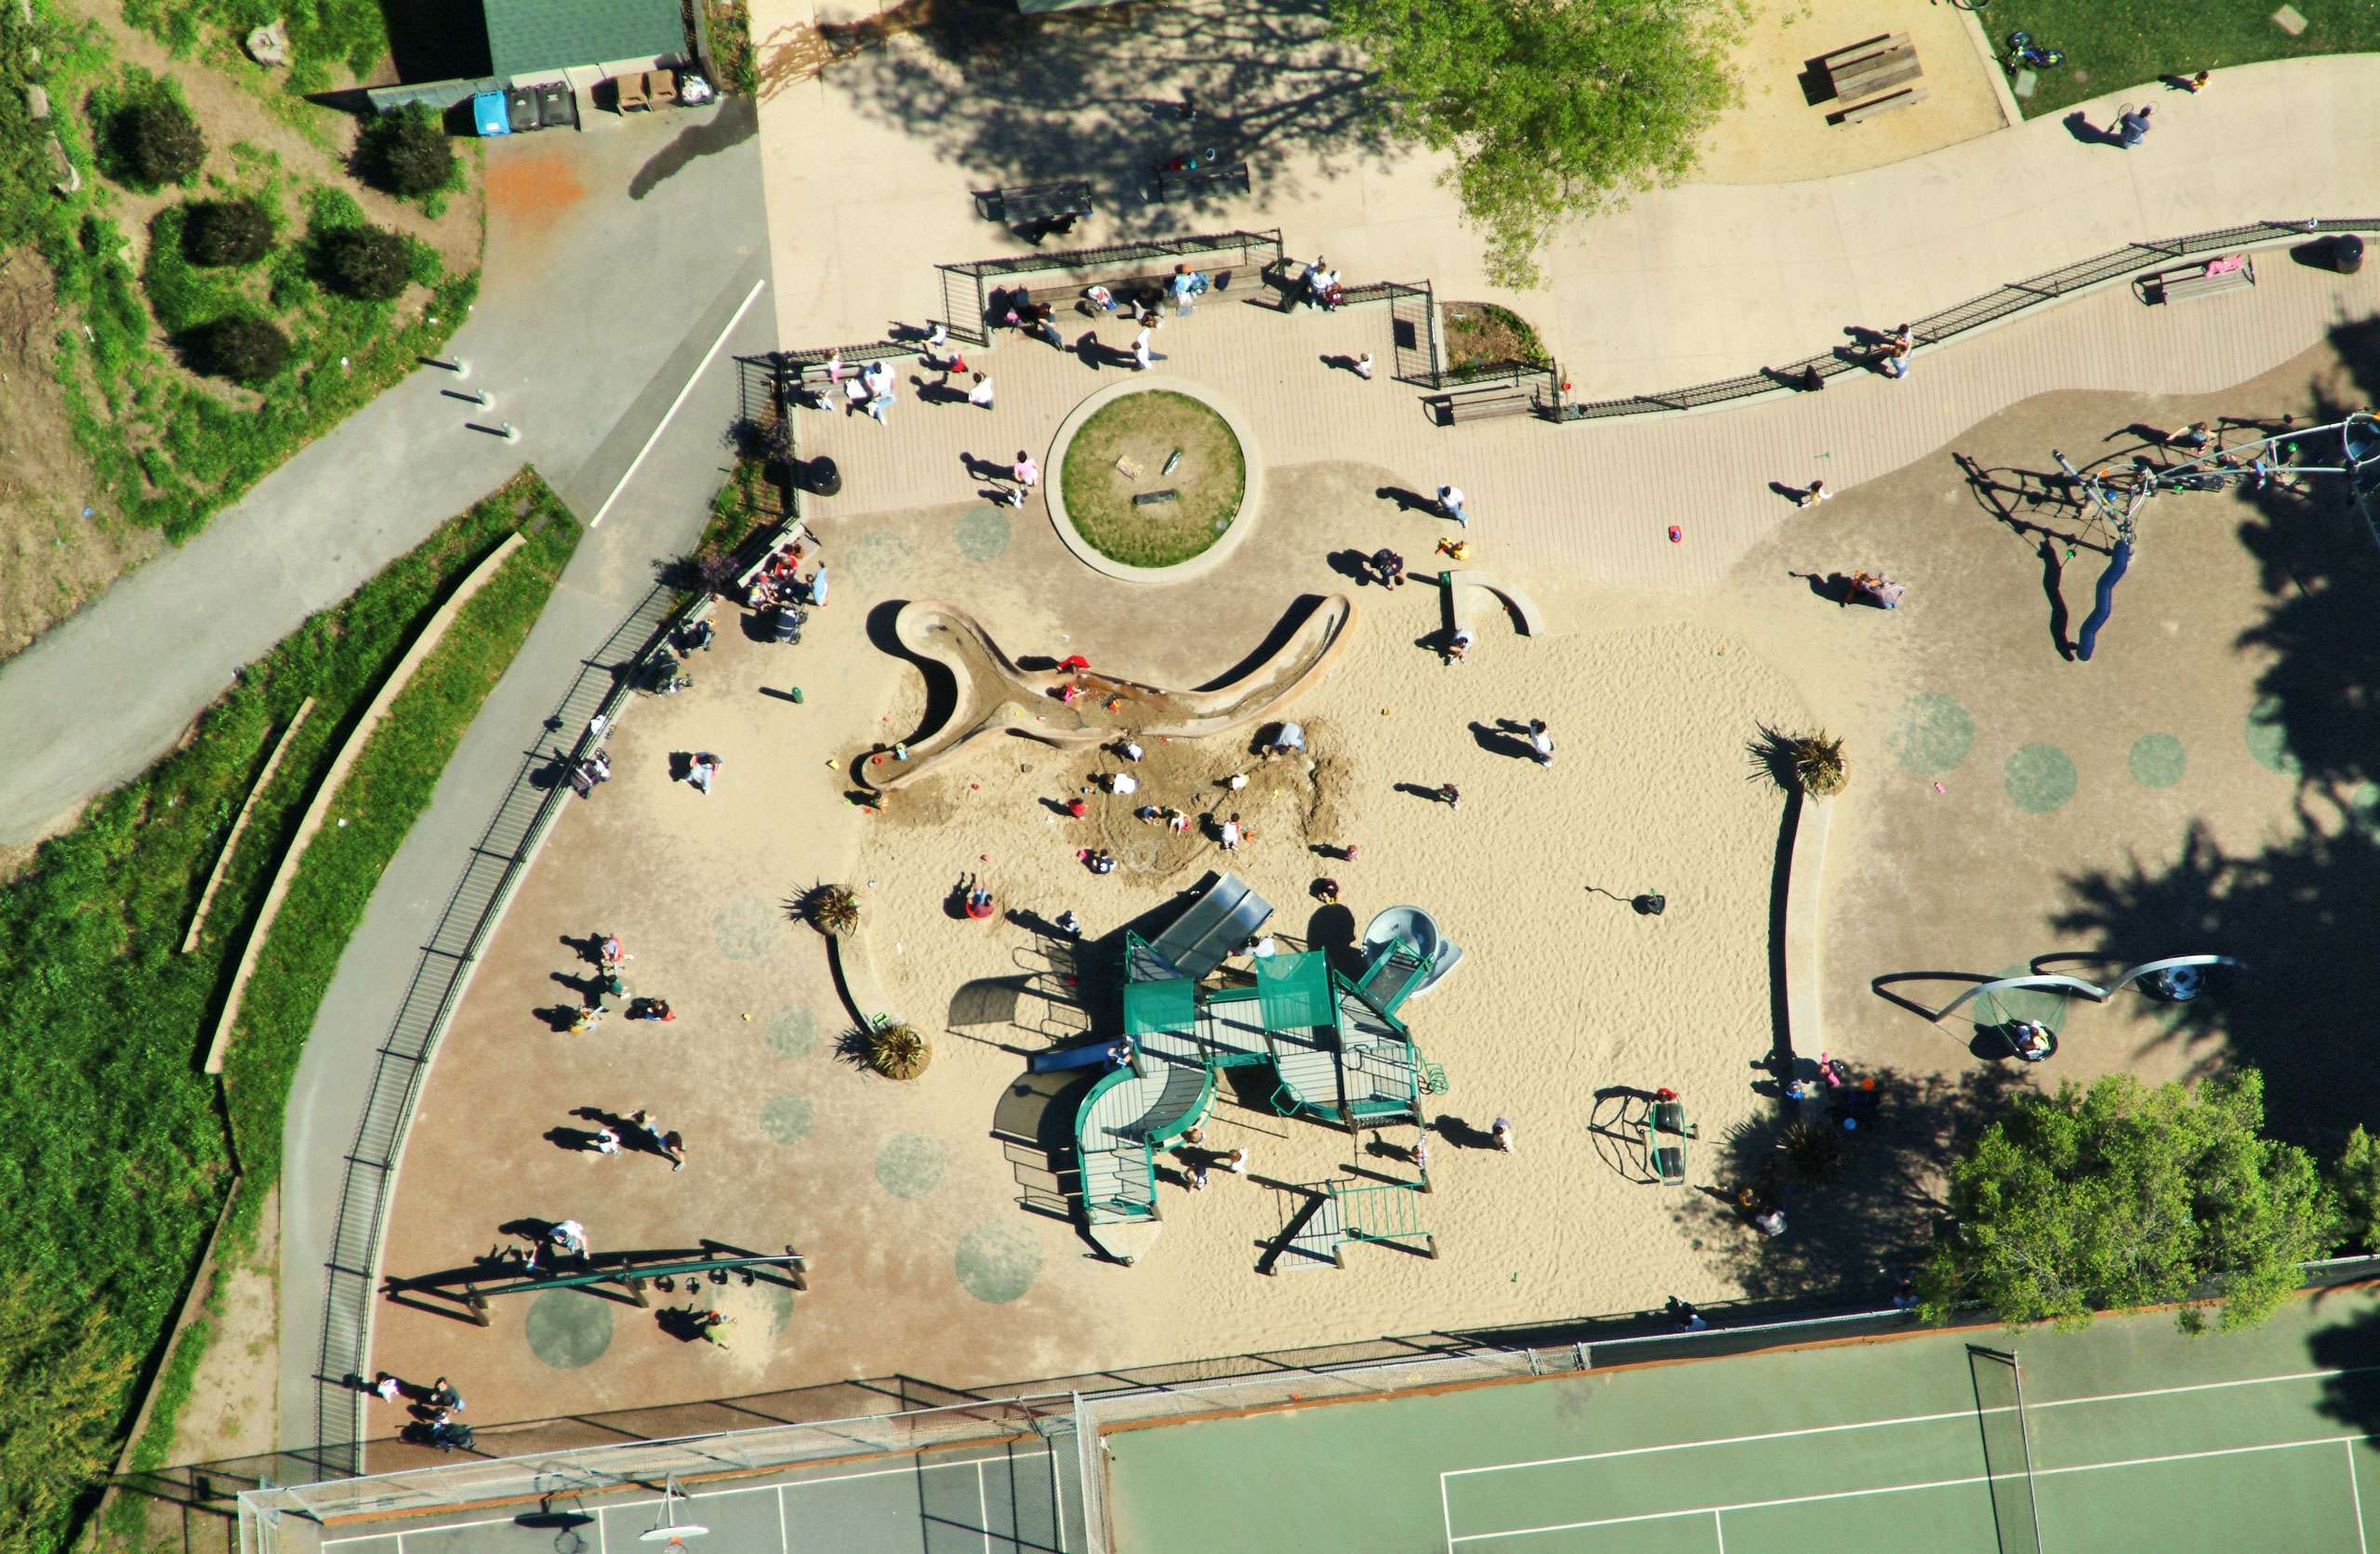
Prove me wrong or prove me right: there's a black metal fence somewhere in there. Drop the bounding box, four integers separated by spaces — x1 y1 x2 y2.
936 228 1285 345
1549 218 2378 426
310 582 692 1474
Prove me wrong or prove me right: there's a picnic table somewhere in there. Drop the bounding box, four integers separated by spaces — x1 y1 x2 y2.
989 180 1093 226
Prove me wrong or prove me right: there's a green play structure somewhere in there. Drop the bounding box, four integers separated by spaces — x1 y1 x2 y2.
1072 876 1448 1265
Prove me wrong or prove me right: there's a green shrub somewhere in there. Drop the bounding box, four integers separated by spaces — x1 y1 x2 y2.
318 223 412 300
362 104 454 197
183 197 274 266
115 96 206 188
199 314 291 385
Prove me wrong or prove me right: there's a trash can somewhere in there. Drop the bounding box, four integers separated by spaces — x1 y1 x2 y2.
802 455 841 497
2334 233 2366 275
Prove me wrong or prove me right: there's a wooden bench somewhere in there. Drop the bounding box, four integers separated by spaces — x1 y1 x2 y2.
977 180 1094 228
1837 86 1928 125
1818 33 1919 100
1010 268 1238 319
1433 387 1540 427
1155 161 1251 202
2138 254 2257 305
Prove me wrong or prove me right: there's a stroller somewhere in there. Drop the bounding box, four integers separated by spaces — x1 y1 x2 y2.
567 745 613 798
772 601 807 645
643 650 693 694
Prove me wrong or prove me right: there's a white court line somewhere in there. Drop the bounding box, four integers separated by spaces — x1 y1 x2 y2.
320 1455 979 1547
1438 1407 1979 1479
1444 1362 2375 1482
588 276 767 528
979 1460 993 1554
1448 1433 2374 1545
2349 1439 2370 1554
2029 1364 2380 1410
1448 1472 1993 1544
1712 1508 1726 1553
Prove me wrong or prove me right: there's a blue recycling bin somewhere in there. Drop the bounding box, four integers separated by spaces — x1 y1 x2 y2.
471 91 510 138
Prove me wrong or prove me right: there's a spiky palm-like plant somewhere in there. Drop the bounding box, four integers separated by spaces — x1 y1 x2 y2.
1790 733 1849 798
868 1021 931 1081
806 884 859 936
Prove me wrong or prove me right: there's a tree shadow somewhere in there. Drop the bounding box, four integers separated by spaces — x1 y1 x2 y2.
1673 1067 2025 1299
2045 319 2380 1157
821 0 1393 216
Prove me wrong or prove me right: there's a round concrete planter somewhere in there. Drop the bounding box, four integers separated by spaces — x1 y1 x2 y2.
1043 375 1264 586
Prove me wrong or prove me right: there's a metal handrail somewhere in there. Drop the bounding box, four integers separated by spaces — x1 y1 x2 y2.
1547 217 2377 426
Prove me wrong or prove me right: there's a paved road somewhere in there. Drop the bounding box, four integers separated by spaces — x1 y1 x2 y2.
0 100 768 845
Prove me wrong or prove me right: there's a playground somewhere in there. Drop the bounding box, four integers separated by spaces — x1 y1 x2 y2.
1104 1284 2380 1553
359 206 2380 1437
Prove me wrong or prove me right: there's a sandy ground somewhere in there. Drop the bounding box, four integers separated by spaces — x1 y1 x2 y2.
1697 0 2006 184
371 308 2380 1430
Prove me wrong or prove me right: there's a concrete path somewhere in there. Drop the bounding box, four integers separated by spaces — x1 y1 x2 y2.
0 101 769 846
797 251 2380 592
749 12 2377 395
269 253 778 1459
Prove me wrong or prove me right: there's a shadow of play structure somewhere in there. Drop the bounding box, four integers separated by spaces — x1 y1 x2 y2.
1063 872 1453 1266
857 595 1356 794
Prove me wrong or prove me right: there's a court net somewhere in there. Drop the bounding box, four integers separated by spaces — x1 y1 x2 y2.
1968 1346 2043 1554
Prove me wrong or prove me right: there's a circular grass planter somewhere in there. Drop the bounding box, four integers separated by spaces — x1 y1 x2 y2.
1045 378 1263 584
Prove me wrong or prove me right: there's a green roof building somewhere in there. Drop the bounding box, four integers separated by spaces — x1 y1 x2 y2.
481 0 688 80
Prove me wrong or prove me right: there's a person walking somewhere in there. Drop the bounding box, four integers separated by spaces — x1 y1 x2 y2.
1436 783 1461 810
1796 480 1830 508
688 752 721 795
1012 452 1039 490
1354 351 1374 381
1527 718 1554 768
925 322 948 354
1132 327 1157 373
2116 103 2153 148
591 1126 622 1155
1490 1117 1514 1153
1170 263 1197 317
1223 1146 1250 1177
371 1371 405 1403
1435 484 1469 526
549 1219 588 1259
967 373 995 410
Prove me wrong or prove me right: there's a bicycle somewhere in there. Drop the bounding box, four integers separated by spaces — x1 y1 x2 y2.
2004 31 2066 71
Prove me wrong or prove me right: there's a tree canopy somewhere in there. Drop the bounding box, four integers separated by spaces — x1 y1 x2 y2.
1330 0 1747 287
1918 1071 2334 1334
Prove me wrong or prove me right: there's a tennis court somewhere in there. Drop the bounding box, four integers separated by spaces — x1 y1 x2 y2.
1103 1287 2380 1552
283 1433 1082 1554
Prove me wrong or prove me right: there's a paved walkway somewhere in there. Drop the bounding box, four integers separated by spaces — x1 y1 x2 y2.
800 251 2380 591
270 297 780 1457
0 103 768 845
751 13 2378 395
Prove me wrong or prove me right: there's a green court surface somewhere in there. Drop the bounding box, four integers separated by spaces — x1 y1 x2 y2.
1103 1288 2380 1553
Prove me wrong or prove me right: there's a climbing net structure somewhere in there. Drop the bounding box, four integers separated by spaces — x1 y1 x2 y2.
2051 412 2380 660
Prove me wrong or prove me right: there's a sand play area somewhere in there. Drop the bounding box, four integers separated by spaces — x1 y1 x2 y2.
366 279 2380 1436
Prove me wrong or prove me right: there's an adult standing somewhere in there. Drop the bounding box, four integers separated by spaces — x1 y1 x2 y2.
968 373 995 410
1435 484 1469 526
